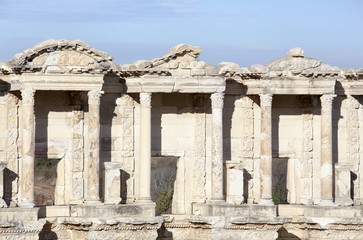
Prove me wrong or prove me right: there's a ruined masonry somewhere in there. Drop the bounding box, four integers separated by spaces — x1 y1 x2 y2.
0 39 362 239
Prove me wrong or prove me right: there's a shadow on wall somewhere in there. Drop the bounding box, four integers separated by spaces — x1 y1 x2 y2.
277 227 301 240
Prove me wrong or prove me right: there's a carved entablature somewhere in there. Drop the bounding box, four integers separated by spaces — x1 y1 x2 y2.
6 39 118 75
222 48 339 95
340 69 363 95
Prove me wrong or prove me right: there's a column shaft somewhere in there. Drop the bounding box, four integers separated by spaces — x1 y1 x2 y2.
19 89 36 208
320 94 336 204
211 92 224 201
85 90 103 203
259 94 274 205
138 92 152 202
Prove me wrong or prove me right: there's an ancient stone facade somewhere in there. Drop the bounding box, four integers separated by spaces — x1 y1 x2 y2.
0 40 362 239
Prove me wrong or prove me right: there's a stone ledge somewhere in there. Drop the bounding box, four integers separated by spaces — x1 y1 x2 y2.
278 204 363 218
0 207 39 222
192 203 277 217
70 203 156 218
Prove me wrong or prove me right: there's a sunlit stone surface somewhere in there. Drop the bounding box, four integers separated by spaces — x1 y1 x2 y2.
0 39 362 239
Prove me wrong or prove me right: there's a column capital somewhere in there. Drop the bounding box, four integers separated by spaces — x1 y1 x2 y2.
4 92 19 105
211 92 225 109
320 94 336 106
347 95 360 109
88 90 104 105
21 89 35 105
140 92 152 107
259 93 273 107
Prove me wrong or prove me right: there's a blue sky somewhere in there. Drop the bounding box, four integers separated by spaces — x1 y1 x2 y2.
0 0 363 68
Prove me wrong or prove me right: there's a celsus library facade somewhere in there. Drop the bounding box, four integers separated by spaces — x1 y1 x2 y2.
0 39 362 239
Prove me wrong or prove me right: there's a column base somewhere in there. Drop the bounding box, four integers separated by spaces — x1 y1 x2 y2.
258 199 274 205
319 199 336 206
18 200 35 208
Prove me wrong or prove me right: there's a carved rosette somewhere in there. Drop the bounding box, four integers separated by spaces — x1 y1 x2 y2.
140 92 152 107
211 92 224 200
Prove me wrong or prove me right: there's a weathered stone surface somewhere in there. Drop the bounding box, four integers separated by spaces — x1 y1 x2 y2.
1 40 363 239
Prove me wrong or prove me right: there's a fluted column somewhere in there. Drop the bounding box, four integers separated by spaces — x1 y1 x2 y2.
85 90 103 203
320 94 336 205
138 92 152 203
259 93 274 205
19 89 36 208
210 92 225 201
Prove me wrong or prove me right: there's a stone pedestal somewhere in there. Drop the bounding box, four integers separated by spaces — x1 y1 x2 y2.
85 90 103 204
104 162 123 205
259 94 274 205
19 89 36 208
335 163 353 206
319 94 336 205
138 93 152 203
226 161 244 205
0 161 8 208
210 92 224 202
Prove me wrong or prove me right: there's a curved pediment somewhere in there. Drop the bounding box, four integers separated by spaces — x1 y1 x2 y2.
11 39 113 66
7 39 118 75
265 47 339 75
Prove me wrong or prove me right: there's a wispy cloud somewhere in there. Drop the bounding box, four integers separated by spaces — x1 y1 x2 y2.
0 0 206 24
155 0 202 15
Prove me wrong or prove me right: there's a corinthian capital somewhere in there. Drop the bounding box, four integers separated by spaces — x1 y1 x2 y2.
320 94 336 107
88 90 104 105
140 92 152 107
259 93 273 107
21 89 35 105
211 92 224 109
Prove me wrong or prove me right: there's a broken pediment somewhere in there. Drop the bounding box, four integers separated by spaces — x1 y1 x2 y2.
265 47 340 78
7 39 117 74
127 44 219 77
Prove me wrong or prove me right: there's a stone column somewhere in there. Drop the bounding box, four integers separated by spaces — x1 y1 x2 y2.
19 89 36 208
319 94 336 205
138 92 152 203
210 92 224 202
0 162 8 208
70 93 84 204
85 90 103 204
259 93 274 205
